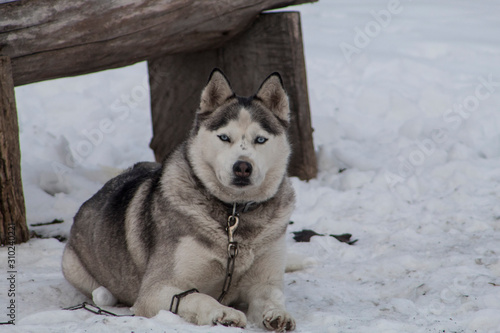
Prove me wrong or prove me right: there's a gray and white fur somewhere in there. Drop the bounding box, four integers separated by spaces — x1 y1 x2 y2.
62 69 296 331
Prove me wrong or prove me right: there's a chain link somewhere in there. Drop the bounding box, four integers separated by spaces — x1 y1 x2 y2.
63 302 132 317
170 288 199 314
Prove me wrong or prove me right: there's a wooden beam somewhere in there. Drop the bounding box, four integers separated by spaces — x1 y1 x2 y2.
0 0 316 86
148 12 317 180
0 56 29 245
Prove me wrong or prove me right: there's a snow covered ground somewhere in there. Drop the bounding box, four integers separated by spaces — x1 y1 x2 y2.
3 0 500 332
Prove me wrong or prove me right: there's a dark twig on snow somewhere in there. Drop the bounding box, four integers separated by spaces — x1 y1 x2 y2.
292 229 358 245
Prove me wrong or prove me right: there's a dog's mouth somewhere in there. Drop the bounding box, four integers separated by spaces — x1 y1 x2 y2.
232 176 251 187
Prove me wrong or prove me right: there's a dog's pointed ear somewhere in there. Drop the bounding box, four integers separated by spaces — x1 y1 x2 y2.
255 72 290 123
199 69 234 114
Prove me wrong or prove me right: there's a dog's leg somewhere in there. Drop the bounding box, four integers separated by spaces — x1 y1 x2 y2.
240 236 296 331
133 283 247 327
62 244 101 299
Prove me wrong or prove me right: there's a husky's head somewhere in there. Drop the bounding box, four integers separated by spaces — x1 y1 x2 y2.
187 69 291 204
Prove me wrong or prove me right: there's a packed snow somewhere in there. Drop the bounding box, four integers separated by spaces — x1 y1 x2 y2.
2 0 500 332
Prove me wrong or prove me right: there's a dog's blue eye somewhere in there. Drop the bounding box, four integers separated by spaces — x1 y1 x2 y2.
255 136 268 144
218 134 230 142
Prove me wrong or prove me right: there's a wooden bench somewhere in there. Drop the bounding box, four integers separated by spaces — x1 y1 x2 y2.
0 0 317 245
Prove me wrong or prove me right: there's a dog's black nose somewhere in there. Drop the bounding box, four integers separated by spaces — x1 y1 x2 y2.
233 161 252 178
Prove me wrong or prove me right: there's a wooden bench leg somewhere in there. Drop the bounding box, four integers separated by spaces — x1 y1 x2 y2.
0 56 29 245
148 12 317 180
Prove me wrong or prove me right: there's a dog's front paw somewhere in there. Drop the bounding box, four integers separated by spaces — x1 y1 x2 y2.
263 309 296 332
209 307 247 328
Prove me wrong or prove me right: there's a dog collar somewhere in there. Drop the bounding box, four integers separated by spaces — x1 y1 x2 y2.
223 201 259 215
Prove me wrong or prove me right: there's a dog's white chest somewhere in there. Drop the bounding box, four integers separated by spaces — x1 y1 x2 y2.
173 236 255 292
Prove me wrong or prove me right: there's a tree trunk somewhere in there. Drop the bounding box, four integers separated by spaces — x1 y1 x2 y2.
0 56 29 245
148 12 317 180
0 0 316 86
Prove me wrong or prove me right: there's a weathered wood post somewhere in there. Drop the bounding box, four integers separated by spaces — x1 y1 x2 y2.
148 12 317 180
0 56 29 245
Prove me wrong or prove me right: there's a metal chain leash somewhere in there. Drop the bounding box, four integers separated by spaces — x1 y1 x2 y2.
217 205 240 303
63 302 132 317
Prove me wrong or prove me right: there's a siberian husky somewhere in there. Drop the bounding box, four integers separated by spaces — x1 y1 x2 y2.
62 69 296 331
